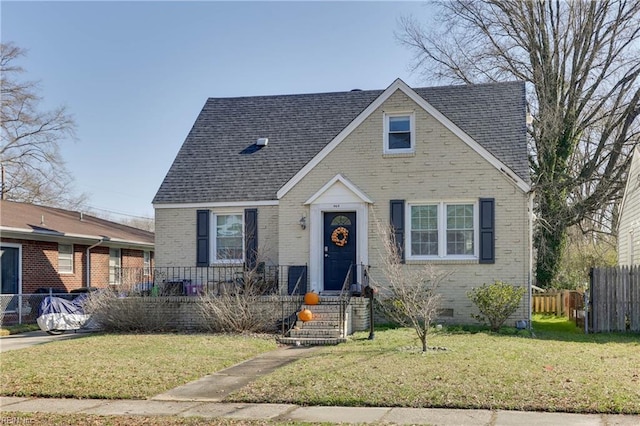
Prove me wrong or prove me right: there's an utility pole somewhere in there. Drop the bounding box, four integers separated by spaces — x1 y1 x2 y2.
1 163 5 200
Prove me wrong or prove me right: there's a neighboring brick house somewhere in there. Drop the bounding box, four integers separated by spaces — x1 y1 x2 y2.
618 146 640 266
153 78 533 325
0 200 154 296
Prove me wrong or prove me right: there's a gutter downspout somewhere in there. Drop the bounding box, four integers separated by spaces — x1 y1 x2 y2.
86 239 104 289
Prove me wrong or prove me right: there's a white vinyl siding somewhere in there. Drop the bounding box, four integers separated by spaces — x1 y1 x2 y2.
58 244 73 274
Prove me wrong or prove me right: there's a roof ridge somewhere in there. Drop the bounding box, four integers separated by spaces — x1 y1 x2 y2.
205 80 525 101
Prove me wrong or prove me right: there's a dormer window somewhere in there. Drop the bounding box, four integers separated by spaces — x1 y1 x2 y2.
384 112 415 154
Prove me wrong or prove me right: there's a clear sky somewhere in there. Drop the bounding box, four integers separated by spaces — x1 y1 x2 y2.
1 1 433 221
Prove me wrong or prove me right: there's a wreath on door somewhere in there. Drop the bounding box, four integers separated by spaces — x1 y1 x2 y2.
331 226 349 247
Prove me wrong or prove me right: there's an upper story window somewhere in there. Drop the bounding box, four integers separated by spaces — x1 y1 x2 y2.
406 202 477 260
58 244 73 274
213 213 244 263
384 112 415 154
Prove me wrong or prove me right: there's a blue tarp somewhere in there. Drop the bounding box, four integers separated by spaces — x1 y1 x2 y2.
38 294 88 317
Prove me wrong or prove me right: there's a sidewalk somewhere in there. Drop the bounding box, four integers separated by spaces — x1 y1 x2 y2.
2 396 638 425
1 344 638 425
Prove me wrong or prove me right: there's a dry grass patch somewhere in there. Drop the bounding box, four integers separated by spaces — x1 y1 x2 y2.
0 333 277 399
1 413 308 425
229 324 640 414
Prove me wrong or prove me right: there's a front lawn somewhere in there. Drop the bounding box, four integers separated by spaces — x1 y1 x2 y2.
0 333 277 399
1 317 638 414
230 318 640 414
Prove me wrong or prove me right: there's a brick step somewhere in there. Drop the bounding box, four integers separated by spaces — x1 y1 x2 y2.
300 313 341 322
289 328 342 339
301 304 342 312
276 336 347 346
296 320 339 329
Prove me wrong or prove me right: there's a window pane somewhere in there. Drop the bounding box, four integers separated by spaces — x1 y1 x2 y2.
411 205 438 256
109 248 121 285
216 214 243 261
58 244 73 273
446 204 474 255
330 215 352 226
389 116 410 132
388 132 411 149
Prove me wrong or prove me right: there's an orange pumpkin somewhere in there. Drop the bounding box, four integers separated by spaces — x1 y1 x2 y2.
304 292 320 305
298 308 313 322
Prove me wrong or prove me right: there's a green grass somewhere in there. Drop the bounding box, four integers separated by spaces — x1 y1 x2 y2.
0 323 40 336
0 333 277 399
2 318 638 415
229 317 640 414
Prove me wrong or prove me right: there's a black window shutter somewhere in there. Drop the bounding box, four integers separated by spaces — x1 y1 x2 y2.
245 208 258 269
390 200 405 262
196 210 210 267
479 198 495 264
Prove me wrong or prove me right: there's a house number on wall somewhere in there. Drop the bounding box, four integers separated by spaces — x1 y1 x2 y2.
333 204 341 208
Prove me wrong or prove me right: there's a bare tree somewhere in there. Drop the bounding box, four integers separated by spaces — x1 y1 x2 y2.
398 1 640 287
371 216 452 352
1 42 86 208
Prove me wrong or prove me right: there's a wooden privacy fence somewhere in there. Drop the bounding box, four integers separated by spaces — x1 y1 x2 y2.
532 289 585 327
589 266 640 333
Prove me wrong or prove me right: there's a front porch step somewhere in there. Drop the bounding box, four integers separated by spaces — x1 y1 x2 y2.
301 304 342 312
289 328 342 338
301 313 341 321
276 336 347 346
296 320 339 329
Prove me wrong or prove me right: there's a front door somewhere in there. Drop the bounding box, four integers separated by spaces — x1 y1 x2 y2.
1 246 20 311
323 212 356 291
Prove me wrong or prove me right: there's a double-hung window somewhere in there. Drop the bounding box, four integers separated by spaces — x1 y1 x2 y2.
143 251 151 277
213 213 244 263
407 202 477 260
109 248 121 285
58 244 73 273
384 112 415 154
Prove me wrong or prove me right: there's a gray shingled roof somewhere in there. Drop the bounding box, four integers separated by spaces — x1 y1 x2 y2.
0 200 154 246
153 81 528 204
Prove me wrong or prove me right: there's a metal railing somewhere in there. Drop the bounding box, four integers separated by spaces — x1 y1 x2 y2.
103 265 308 297
1 290 75 326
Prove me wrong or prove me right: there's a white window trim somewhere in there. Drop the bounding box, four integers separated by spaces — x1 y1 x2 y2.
406 201 479 261
58 243 74 274
210 211 245 264
383 111 415 154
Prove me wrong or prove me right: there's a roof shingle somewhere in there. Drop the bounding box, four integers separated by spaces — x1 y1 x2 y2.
153 81 528 204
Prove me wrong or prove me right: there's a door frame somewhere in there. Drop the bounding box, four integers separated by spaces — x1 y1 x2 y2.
1 243 22 311
309 202 368 293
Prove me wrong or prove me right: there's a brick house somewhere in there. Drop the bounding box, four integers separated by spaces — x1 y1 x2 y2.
153 78 533 325
0 200 154 297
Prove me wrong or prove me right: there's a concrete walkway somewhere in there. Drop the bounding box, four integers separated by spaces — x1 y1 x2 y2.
0 329 91 352
2 396 638 425
1 342 638 425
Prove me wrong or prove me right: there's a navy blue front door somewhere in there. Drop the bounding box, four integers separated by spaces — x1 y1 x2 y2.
323 212 356 291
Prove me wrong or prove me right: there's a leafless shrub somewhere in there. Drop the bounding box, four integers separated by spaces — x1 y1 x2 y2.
371 215 453 352
84 290 177 332
197 252 281 333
